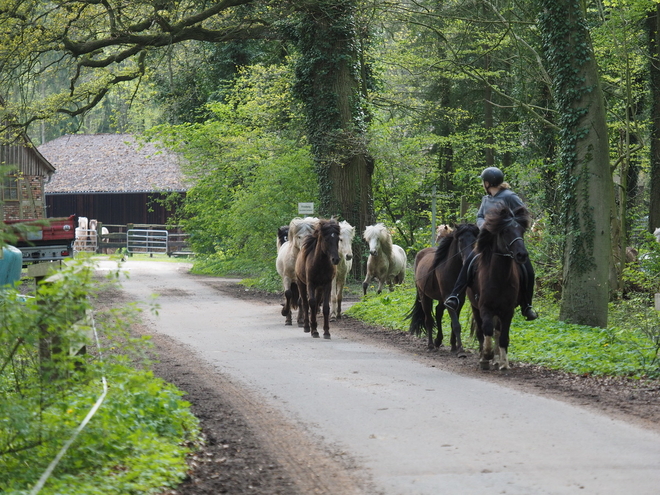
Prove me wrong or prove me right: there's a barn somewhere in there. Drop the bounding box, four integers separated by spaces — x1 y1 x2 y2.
39 134 187 226
1 130 55 221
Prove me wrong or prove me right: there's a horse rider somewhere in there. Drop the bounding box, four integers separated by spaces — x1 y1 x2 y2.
443 166 538 321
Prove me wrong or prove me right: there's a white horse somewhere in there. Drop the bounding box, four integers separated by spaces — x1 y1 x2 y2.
654 227 660 243
330 220 355 320
275 217 319 325
362 223 406 295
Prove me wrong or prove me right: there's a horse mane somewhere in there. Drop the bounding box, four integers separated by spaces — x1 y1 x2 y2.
339 220 355 240
431 223 478 269
301 218 339 255
364 223 392 256
476 204 530 261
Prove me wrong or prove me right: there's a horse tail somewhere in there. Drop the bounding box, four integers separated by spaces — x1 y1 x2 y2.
406 293 427 337
290 282 300 310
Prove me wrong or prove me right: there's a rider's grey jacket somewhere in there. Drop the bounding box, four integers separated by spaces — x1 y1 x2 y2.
476 188 525 229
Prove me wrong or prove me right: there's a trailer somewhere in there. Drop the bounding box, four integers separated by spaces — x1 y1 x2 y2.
4 215 76 263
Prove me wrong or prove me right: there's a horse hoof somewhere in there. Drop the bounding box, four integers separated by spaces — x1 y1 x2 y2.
457 351 467 359
427 346 438 353
324 334 331 340
285 321 292 326
479 361 490 371
312 332 320 338
303 328 310 333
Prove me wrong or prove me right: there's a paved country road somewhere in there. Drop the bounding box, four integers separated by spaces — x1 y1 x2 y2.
97 260 660 495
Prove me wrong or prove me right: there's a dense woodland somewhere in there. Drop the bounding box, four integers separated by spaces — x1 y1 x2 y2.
2 0 660 327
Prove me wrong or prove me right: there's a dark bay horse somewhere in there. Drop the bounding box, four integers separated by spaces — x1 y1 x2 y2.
407 224 479 356
295 219 341 339
469 205 530 370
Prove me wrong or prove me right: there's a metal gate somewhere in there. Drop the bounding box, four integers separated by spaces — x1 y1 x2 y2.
126 229 168 254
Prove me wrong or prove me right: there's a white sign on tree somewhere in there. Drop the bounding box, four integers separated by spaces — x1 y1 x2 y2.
298 202 314 215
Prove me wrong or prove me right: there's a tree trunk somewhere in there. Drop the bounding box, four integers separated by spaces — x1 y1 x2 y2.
293 0 375 278
648 6 660 234
539 0 614 327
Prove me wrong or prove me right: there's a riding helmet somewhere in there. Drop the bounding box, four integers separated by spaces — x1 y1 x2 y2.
480 166 504 186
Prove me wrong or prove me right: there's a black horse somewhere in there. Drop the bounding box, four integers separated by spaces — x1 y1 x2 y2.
407 224 479 356
468 205 530 370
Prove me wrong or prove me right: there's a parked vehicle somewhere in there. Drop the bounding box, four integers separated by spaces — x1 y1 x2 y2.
4 215 76 263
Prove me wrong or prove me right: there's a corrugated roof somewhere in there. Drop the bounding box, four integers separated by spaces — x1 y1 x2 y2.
39 133 187 194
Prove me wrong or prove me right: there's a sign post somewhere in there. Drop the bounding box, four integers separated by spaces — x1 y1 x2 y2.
298 202 314 215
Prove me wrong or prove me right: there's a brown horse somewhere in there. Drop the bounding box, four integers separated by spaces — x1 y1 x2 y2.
407 224 479 355
469 205 530 370
295 219 341 339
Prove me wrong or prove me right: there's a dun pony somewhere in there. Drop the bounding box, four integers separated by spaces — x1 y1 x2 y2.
362 223 406 295
331 220 355 320
275 217 319 325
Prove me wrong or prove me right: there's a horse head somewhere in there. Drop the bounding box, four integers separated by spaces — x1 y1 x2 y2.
338 220 355 262
317 219 341 265
478 204 530 264
289 217 319 250
363 223 391 256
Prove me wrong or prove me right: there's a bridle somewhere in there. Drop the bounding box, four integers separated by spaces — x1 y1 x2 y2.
494 221 525 258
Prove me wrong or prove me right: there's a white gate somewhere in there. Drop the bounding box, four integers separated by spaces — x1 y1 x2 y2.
126 229 168 254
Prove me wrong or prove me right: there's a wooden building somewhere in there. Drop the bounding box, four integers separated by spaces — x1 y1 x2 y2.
1 131 56 221
39 134 187 225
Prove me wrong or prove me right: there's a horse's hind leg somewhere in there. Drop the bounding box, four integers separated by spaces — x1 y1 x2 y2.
421 295 436 351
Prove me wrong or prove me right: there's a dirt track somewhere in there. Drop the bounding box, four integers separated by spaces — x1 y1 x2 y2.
96 261 660 495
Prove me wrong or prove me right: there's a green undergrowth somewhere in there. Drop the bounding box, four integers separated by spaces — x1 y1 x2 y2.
0 261 201 495
346 284 660 379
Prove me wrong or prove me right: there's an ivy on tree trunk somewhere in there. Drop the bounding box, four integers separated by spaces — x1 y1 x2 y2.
538 0 614 327
292 0 375 275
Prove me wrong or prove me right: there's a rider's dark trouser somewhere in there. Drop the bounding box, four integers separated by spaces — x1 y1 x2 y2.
448 250 535 310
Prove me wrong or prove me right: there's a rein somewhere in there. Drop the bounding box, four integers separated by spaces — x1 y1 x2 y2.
495 236 524 258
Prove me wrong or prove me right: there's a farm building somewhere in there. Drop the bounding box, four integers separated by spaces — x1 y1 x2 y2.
39 134 187 225
1 129 56 221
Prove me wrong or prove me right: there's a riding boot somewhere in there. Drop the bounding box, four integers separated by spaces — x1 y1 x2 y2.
444 250 476 311
519 260 538 320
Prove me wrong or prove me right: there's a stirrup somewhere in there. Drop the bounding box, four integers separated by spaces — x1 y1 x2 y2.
444 295 460 311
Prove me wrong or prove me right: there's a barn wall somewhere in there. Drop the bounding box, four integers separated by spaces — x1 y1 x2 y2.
0 145 52 177
2 175 45 220
45 192 185 225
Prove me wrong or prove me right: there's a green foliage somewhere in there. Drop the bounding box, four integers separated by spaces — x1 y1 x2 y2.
346 282 660 378
147 63 317 272
0 262 199 494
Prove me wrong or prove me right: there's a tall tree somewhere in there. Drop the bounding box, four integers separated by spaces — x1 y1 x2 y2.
538 0 614 327
0 0 376 266
292 0 375 271
648 5 660 233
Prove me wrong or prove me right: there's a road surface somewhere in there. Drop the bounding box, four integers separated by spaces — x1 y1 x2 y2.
97 259 660 495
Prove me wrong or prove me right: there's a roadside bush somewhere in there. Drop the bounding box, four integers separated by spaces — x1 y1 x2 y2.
0 261 200 494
